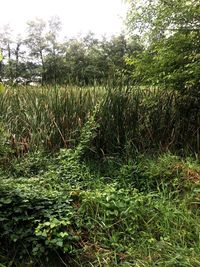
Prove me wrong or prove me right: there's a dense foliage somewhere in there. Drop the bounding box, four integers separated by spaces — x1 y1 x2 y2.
0 115 200 266
0 20 142 85
125 0 200 92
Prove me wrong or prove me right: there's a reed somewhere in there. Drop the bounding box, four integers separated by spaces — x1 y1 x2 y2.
0 85 199 156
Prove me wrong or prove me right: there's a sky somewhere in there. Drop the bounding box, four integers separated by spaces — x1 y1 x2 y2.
0 0 128 38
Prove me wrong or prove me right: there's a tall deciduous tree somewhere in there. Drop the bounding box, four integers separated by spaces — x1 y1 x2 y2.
25 18 47 83
0 25 13 79
45 16 64 84
125 0 200 91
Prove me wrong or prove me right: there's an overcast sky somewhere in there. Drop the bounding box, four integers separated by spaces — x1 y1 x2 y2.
0 0 128 38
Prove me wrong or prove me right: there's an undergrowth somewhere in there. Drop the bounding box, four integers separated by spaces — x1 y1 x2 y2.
0 104 200 266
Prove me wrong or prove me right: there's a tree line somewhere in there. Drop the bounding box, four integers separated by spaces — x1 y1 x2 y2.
0 16 142 86
0 0 199 92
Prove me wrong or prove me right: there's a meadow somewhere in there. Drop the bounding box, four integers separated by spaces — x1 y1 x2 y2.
0 85 199 266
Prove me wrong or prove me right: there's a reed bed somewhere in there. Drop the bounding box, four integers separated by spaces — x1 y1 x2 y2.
0 85 199 156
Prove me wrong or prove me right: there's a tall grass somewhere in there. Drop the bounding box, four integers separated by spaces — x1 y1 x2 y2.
0 85 199 156
0 86 99 151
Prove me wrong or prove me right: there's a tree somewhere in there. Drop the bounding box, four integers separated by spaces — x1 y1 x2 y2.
126 0 200 40
64 38 87 85
44 16 63 84
12 35 26 79
0 25 13 79
125 0 200 91
25 18 48 84
0 49 4 92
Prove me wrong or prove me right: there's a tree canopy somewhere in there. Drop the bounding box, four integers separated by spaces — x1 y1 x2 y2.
0 17 142 86
125 0 200 91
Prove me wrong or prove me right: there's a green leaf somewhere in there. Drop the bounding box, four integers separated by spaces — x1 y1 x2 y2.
0 50 3 62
